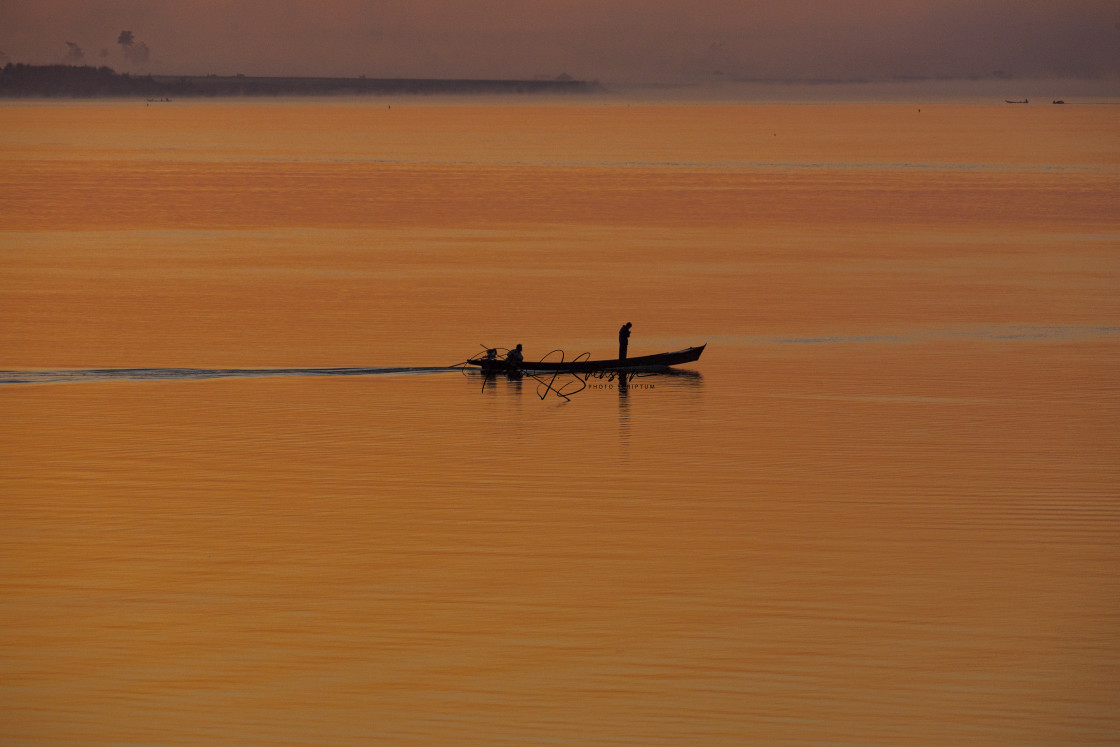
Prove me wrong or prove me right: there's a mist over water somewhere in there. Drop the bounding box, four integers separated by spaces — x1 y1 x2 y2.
1 99 1118 744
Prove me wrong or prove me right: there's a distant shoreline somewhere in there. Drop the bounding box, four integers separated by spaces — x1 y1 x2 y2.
0 64 604 98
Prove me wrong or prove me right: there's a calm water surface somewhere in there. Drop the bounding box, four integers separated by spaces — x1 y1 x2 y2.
2 100 1119 744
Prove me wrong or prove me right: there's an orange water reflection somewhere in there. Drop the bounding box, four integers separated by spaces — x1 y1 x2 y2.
2 101 1118 744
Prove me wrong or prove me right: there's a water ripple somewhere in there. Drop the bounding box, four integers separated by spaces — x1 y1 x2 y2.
771 325 1120 345
0 366 458 385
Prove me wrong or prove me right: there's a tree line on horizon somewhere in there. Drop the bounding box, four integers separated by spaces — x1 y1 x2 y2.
5 61 1075 100
0 63 165 97
0 63 600 98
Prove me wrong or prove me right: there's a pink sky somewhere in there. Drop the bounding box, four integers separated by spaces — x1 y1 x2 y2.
1 0 1118 82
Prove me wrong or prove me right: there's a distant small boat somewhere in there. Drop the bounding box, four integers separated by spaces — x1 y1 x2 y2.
1053 100 1065 105
467 344 706 374
1005 98 1029 104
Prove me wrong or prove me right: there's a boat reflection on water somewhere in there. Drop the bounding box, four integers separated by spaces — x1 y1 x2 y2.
467 366 703 401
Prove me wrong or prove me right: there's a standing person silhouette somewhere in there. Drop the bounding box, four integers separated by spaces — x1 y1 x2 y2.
618 322 632 360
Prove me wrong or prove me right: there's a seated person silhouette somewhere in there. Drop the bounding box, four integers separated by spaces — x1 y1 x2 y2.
506 343 524 368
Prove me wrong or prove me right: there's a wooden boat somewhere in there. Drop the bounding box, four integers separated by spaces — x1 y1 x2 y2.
468 344 705 373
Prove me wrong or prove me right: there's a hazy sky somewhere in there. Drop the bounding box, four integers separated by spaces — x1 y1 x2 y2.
2 0 1118 82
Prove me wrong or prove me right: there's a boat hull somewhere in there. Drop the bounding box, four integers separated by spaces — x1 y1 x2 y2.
468 344 705 373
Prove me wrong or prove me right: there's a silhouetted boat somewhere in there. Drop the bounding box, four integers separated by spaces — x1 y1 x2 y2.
468 344 706 373
1005 99 1029 104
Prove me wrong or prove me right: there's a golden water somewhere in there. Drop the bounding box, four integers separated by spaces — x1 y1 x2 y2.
2 100 1118 744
